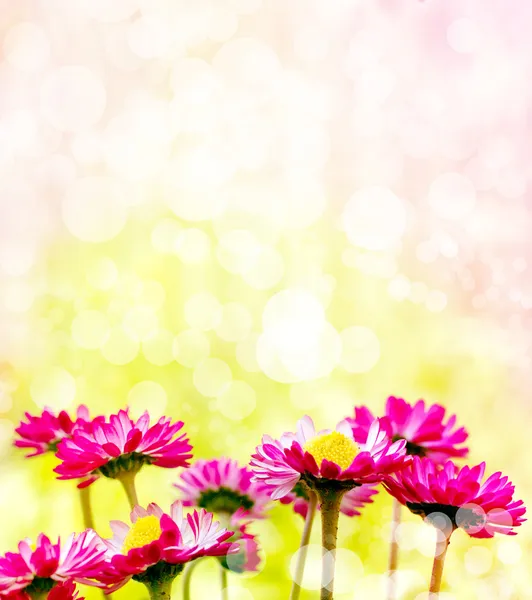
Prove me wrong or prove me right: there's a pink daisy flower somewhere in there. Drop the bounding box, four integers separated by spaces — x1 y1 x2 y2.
219 512 261 574
384 457 526 538
250 415 407 499
281 482 379 519
0 531 107 597
8 580 85 600
14 406 98 458
348 396 468 463
174 458 272 519
99 502 235 595
54 409 193 489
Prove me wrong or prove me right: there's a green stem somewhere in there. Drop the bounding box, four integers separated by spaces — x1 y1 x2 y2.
429 534 451 596
79 485 95 530
182 560 200 600
145 579 174 599
118 471 139 509
318 489 345 600
387 497 401 600
220 563 228 600
78 487 111 600
290 491 318 600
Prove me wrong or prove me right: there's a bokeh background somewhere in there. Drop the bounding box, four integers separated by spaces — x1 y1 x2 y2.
0 0 530 598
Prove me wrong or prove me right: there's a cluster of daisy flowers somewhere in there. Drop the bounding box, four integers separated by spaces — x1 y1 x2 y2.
5 397 526 600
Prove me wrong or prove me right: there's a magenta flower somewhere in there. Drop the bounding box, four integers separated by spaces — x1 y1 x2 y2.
250 415 407 499
384 457 526 538
54 409 193 490
14 406 98 458
7 580 84 600
251 415 407 600
99 502 235 596
281 482 379 519
0 531 107 597
349 396 468 463
174 458 272 519
220 512 261 574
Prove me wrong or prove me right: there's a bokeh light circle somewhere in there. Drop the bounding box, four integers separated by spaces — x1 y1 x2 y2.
342 186 407 250
173 330 211 368
40 66 106 132
193 358 232 397
71 310 110 349
30 367 76 410
216 380 256 420
428 173 476 220
101 327 139 365
4 22 50 72
128 381 167 419
63 177 127 243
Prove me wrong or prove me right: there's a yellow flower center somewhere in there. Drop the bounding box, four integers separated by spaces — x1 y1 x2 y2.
304 431 358 471
123 516 162 554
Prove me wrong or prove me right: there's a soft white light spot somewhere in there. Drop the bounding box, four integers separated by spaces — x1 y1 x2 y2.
151 219 183 254
426 290 447 312
128 381 167 419
63 177 127 243
333 550 364 594
4 22 50 72
340 326 380 374
184 292 222 331
175 228 211 264
142 330 174 366
193 358 232 397
173 330 210 368
258 290 340 383
497 539 522 565
86 258 118 290
127 16 171 59
388 275 411 300
289 545 333 590
216 303 252 342
465 546 493 576
216 230 261 275
123 307 159 341
447 18 480 54
101 327 139 365
216 380 256 420
342 187 407 250
104 109 171 181
30 367 76 410
242 246 284 290
429 173 476 220
40 66 106 132
71 310 110 349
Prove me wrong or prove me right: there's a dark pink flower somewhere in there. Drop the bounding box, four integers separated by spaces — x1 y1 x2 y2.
384 457 526 538
7 580 84 600
99 502 235 592
220 513 261 574
14 406 97 458
174 458 272 519
348 396 468 463
250 415 407 500
281 482 379 519
0 531 107 597
54 409 193 488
